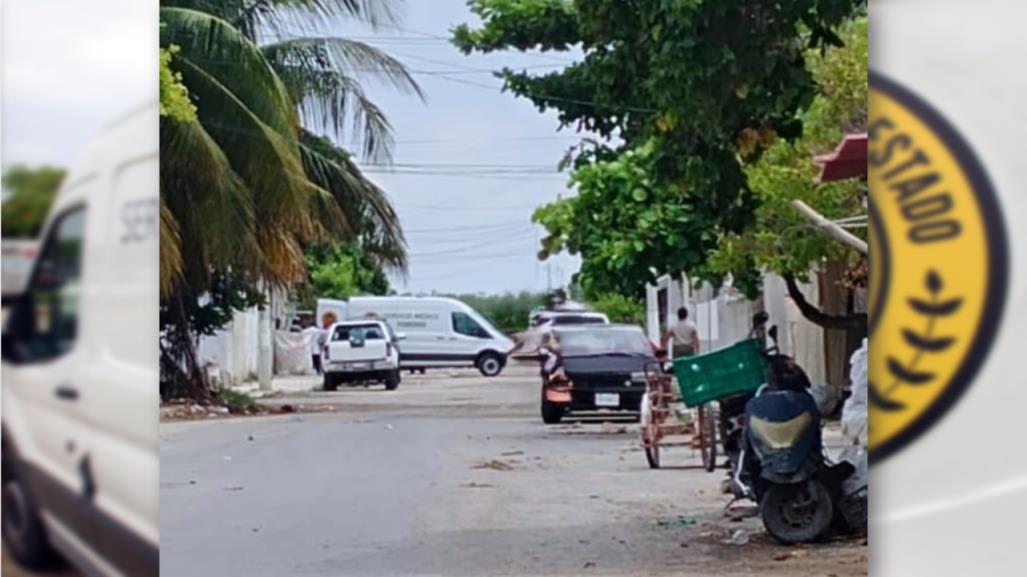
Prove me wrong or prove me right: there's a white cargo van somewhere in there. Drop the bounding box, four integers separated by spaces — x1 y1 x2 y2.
339 296 514 376
1 104 158 576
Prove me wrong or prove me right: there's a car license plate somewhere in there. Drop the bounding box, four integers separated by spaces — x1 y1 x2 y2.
348 362 370 370
595 393 620 407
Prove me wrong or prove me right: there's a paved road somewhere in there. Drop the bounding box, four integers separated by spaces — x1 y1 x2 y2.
160 366 866 577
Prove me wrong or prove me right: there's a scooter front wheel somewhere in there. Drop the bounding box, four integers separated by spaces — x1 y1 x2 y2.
760 479 834 544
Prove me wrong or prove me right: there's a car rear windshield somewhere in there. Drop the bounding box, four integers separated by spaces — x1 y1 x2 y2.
333 324 385 341
556 328 652 357
550 315 606 326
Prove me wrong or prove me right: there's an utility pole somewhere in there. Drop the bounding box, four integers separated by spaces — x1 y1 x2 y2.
257 285 273 391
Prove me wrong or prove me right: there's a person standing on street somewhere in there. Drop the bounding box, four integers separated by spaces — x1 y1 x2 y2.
668 307 700 357
303 318 326 375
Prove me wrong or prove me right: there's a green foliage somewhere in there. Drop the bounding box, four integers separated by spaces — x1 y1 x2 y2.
707 16 868 296
219 388 258 413
175 270 267 338
448 292 549 335
453 1 579 54
1 165 67 238
159 46 197 122
588 293 645 326
160 0 417 297
296 243 390 309
534 141 722 297
457 0 865 298
159 1 419 398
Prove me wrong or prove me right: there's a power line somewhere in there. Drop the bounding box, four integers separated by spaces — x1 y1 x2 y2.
362 171 567 181
403 221 531 234
363 162 559 169
391 135 582 145
421 73 658 114
404 222 534 239
401 203 543 212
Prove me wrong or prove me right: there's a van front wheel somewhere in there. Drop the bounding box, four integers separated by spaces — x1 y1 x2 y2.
477 352 504 377
2 456 59 570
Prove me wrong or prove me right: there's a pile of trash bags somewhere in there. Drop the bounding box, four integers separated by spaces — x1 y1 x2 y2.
842 338 868 447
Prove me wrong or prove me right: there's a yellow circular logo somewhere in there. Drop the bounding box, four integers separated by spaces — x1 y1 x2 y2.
869 74 1008 462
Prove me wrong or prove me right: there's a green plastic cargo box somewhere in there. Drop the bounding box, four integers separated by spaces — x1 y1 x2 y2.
673 338 766 407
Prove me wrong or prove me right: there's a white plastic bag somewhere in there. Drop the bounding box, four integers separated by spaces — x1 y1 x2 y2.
841 338 868 446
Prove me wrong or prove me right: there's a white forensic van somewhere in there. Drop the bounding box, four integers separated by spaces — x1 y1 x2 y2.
1 103 159 576
318 296 515 376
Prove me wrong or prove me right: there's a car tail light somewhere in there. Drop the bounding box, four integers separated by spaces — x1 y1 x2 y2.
386 342 393 357
323 346 330 361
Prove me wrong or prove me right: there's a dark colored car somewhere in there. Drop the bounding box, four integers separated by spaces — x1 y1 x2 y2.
539 324 655 424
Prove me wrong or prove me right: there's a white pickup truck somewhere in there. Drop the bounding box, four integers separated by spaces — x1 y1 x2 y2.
323 320 403 391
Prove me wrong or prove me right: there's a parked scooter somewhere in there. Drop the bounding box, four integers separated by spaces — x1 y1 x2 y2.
733 326 859 544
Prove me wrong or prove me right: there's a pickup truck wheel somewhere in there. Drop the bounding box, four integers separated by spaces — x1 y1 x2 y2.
477 352 503 377
2 459 59 570
323 373 338 392
384 370 400 391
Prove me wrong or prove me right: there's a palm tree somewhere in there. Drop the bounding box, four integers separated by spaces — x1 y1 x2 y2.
159 0 422 397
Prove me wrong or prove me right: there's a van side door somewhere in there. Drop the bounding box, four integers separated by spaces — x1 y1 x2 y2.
84 156 160 575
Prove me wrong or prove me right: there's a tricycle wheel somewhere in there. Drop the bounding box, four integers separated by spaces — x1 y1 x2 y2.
640 392 660 469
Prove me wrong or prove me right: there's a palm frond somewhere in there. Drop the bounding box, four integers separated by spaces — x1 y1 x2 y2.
173 55 333 283
161 7 301 139
263 37 424 162
299 130 407 271
164 0 402 39
160 115 259 291
159 194 184 299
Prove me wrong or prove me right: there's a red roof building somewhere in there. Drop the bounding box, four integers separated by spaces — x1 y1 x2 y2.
814 132 867 182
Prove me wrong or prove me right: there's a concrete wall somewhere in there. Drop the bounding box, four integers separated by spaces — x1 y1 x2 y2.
646 271 827 384
195 287 287 386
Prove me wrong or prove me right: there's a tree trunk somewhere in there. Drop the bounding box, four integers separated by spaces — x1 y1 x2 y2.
159 287 213 401
783 273 867 332
818 263 850 387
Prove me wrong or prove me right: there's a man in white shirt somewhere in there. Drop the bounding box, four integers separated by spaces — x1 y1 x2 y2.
302 319 326 375
667 307 700 357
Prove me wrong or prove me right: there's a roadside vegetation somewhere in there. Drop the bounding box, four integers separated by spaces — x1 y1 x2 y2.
1 165 66 239
159 0 421 400
455 0 868 329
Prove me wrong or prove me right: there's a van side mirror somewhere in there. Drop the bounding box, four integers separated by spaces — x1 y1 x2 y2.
395 332 407 341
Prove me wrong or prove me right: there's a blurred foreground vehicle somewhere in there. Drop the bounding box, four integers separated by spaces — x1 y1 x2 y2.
2 104 158 576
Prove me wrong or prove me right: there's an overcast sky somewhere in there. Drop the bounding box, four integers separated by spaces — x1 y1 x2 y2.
336 0 584 295
1 1 155 169
1 0 582 296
